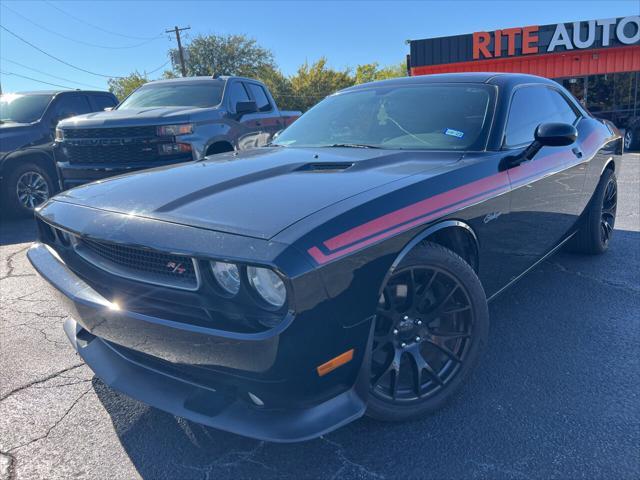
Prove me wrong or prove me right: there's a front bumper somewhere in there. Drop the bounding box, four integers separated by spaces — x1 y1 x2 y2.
27 242 370 442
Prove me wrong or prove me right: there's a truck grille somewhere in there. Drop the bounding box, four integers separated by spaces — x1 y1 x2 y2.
64 144 161 164
63 126 158 139
73 236 200 291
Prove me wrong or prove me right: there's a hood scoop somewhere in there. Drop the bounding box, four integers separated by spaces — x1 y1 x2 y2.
297 162 354 172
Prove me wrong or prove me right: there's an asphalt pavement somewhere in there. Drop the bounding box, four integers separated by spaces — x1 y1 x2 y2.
1 154 639 480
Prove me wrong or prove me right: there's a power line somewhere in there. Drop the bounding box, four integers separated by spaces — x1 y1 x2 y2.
0 70 74 90
0 24 124 78
0 25 170 80
44 0 163 41
145 60 171 75
0 57 103 89
1 3 162 49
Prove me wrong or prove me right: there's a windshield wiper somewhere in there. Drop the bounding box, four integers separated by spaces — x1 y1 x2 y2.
325 143 382 149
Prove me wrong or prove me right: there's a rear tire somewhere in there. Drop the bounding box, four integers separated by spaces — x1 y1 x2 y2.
2 162 54 218
565 169 617 255
366 242 489 422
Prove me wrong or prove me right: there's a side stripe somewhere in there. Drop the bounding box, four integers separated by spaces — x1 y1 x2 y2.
307 130 600 266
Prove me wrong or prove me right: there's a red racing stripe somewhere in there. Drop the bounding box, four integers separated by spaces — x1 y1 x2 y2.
323 171 509 252
308 129 601 266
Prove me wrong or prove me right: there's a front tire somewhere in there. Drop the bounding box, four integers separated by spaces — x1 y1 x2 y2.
366 242 489 422
624 129 638 151
2 162 54 217
566 169 617 255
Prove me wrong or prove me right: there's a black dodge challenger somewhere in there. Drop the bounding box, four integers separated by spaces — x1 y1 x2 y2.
28 73 622 442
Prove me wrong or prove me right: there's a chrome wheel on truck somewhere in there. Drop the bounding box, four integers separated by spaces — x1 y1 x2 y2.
16 170 50 210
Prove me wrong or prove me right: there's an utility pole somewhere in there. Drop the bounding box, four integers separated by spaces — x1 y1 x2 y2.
166 25 191 77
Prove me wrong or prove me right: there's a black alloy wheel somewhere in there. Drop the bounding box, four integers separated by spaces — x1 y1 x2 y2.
366 242 489 421
565 168 617 255
600 176 617 248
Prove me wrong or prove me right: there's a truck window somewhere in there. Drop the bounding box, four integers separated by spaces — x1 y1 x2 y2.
228 82 251 110
247 84 272 112
53 95 92 121
118 82 224 109
92 95 117 111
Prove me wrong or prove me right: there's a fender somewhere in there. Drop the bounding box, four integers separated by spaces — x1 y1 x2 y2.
379 219 480 295
0 148 56 178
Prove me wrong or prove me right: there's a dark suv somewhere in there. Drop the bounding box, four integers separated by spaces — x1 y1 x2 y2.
0 90 117 216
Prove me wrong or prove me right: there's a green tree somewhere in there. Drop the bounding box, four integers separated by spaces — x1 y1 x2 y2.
288 57 354 112
107 71 148 100
170 33 276 78
256 65 295 110
354 62 406 84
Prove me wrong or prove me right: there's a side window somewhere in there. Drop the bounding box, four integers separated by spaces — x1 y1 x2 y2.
247 83 271 112
53 95 92 121
504 87 579 147
91 95 117 111
547 90 579 125
227 82 251 110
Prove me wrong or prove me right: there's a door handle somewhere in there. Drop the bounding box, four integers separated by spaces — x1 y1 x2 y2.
572 147 583 159
255 121 262 126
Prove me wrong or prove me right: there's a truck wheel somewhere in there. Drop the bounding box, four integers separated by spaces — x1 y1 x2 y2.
566 169 617 255
2 162 54 217
624 129 638 151
366 242 489 421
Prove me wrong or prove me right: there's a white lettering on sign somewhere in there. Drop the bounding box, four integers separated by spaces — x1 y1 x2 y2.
617 16 640 45
548 23 573 51
548 16 639 52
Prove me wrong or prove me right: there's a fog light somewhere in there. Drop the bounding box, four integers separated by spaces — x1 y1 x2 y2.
159 143 192 155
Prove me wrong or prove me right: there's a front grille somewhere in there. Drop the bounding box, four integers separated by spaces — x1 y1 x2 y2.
64 144 161 164
74 236 199 291
63 126 158 139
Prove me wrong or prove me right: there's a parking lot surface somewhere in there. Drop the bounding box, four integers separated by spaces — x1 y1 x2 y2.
1 154 639 480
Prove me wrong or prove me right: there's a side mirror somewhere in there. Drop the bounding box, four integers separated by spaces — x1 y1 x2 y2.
502 122 578 170
235 101 257 117
534 122 578 147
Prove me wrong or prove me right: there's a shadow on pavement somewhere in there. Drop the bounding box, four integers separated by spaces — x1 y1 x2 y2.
94 229 640 480
0 217 37 246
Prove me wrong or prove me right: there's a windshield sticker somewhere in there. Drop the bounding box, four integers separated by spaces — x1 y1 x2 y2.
444 128 465 138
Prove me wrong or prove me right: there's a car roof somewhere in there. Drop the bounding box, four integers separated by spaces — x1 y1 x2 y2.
5 90 113 96
144 75 263 86
340 72 558 93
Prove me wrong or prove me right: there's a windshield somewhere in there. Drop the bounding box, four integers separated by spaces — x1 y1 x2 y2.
118 82 224 109
274 83 495 151
0 93 54 123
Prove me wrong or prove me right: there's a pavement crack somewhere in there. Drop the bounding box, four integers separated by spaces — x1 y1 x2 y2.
321 436 384 480
547 260 640 294
8 385 93 453
0 247 30 281
0 363 85 402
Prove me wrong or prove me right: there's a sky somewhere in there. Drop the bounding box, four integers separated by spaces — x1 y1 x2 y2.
0 0 638 93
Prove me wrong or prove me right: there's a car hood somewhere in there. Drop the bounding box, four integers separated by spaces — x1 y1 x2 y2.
57 106 219 128
53 147 462 240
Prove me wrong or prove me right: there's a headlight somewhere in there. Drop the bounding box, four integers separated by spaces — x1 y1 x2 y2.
55 127 64 141
247 266 286 308
157 123 193 136
211 261 240 295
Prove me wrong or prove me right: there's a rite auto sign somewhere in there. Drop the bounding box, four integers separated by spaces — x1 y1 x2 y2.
409 16 640 68
473 16 640 59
